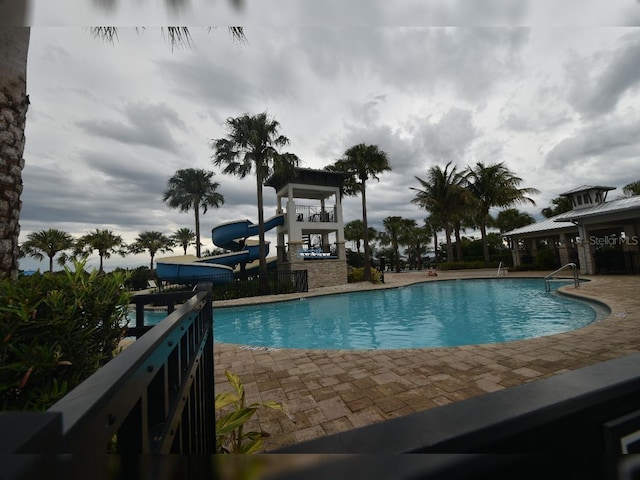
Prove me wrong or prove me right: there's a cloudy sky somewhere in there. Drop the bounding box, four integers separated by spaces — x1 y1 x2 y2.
17 1 640 271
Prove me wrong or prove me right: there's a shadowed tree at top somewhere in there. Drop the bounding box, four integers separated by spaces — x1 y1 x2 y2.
210 112 300 288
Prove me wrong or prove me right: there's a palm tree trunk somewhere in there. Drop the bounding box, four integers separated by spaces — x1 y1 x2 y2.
454 223 463 261
194 202 201 258
361 181 371 281
445 225 454 262
256 172 268 293
49 255 54 273
0 27 30 280
480 222 490 265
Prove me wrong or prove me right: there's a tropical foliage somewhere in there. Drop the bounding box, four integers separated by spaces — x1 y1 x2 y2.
410 161 466 263
19 229 74 273
172 227 196 255
210 111 300 284
75 229 127 273
128 231 175 270
622 180 640 197
541 196 573 218
326 143 391 281
463 162 539 264
0 260 131 410
163 168 224 258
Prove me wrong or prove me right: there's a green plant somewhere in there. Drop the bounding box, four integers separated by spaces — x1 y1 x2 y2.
0 260 131 410
348 267 382 284
215 370 293 454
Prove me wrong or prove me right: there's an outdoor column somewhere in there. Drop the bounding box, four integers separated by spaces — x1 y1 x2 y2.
557 233 570 265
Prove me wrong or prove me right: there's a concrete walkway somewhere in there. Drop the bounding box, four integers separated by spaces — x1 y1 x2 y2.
212 269 640 452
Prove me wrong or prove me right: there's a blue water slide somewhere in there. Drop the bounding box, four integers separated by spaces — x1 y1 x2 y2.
212 214 285 252
156 214 285 284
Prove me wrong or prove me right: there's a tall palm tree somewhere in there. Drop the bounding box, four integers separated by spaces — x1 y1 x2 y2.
380 216 408 273
326 143 391 281
19 228 74 272
410 162 466 263
163 168 224 258
75 228 126 273
129 231 175 270
172 227 196 255
210 112 300 282
464 161 539 264
0 15 244 280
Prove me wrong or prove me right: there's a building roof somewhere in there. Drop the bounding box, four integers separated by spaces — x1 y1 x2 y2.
265 167 350 192
502 213 576 237
559 185 616 196
557 194 640 221
503 194 640 237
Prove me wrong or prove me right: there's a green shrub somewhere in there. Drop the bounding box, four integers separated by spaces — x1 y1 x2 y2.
347 267 382 284
0 260 131 411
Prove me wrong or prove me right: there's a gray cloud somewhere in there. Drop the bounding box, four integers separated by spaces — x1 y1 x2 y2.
77 102 187 154
567 33 640 117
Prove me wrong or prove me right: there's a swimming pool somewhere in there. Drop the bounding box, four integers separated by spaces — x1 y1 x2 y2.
209 278 604 350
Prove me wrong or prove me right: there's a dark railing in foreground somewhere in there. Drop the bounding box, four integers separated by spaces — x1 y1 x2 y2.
158 270 309 300
2 283 215 479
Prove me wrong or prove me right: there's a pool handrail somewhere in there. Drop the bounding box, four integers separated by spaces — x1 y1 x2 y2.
544 262 579 292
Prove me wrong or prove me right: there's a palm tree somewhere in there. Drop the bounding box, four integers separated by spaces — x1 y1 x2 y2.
410 162 466 263
541 196 574 218
380 216 409 273
344 219 377 254
19 228 74 273
464 161 539 264
0 15 244 280
172 227 196 255
75 228 127 273
326 143 391 281
495 208 535 233
129 231 175 270
163 168 224 259
210 112 300 283
403 223 432 271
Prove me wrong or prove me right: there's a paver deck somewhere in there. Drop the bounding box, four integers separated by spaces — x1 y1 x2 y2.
212 269 640 452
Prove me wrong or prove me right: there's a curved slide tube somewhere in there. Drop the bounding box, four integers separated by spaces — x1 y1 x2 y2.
156 214 285 284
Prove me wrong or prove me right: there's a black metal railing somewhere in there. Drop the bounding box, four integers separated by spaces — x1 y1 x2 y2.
294 205 336 223
157 271 308 300
2 283 215 475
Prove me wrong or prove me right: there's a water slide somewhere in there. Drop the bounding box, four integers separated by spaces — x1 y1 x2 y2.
156 214 285 284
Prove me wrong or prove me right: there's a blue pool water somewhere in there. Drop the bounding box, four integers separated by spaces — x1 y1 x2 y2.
136 278 604 350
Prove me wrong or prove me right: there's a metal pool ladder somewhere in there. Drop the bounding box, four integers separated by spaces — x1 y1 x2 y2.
544 262 579 292
497 261 508 276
